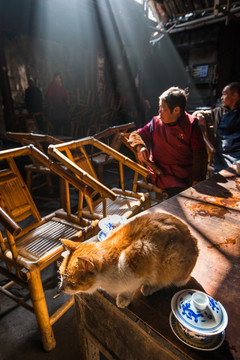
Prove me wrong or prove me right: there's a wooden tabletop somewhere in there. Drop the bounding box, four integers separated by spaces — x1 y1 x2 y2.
125 167 240 360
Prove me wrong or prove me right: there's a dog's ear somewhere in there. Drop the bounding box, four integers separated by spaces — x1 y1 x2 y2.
77 257 95 272
61 238 81 251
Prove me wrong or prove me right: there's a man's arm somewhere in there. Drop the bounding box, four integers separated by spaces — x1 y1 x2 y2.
192 110 216 153
128 130 150 163
128 130 146 148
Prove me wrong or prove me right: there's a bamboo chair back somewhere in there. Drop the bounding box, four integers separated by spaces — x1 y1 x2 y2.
5 132 63 198
91 122 136 181
0 145 99 351
120 133 168 204
71 90 98 138
48 137 150 219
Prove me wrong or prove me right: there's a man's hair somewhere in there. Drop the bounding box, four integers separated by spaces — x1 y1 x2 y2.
228 82 240 96
53 72 61 79
159 87 188 113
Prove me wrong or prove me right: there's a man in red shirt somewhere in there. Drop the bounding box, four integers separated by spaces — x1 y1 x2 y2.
128 87 208 197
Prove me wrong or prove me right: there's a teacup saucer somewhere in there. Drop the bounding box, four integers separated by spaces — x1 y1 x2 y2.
169 312 225 351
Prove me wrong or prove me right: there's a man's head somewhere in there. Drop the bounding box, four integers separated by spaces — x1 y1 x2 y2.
159 87 187 124
54 73 62 86
28 79 34 87
221 82 240 109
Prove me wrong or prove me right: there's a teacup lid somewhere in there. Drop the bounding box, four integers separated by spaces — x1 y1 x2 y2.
171 289 228 335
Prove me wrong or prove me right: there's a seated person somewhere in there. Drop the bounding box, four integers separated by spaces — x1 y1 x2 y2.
193 82 240 173
128 87 208 198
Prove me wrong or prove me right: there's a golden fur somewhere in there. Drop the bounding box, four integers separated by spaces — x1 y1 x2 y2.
59 212 199 307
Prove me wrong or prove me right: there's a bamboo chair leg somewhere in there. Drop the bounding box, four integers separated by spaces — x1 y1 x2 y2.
98 165 104 182
144 194 151 209
28 267 56 351
46 174 54 195
59 178 67 210
26 169 32 192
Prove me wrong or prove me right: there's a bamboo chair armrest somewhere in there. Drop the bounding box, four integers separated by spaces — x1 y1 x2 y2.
6 132 63 146
92 138 149 177
93 122 135 139
0 207 22 236
143 160 162 176
112 188 145 199
90 123 135 161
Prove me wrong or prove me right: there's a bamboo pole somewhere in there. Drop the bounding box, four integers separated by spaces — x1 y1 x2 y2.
0 207 22 236
0 145 30 160
50 296 75 325
119 162 125 192
0 286 34 312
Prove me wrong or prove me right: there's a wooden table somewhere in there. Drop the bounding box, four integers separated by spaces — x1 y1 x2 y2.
75 167 240 360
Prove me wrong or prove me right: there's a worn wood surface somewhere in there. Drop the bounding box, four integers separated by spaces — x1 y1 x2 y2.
75 291 188 360
75 168 240 360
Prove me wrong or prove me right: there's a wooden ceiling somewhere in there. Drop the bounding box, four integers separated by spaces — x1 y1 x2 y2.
151 0 240 26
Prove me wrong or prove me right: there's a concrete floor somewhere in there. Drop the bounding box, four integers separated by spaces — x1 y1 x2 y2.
0 266 81 360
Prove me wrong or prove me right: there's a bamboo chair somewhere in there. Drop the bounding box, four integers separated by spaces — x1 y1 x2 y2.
120 133 168 205
15 113 39 133
71 91 97 138
5 132 63 199
192 111 216 177
31 112 53 134
48 137 151 220
91 122 135 181
70 106 93 138
0 145 99 351
86 92 126 136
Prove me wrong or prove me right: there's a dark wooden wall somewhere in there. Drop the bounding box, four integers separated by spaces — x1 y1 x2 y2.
0 0 240 135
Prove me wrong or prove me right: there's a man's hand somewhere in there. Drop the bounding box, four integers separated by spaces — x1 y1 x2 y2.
137 146 150 163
